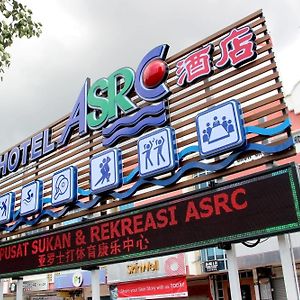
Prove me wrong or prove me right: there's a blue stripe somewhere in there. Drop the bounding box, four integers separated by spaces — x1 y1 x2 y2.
78 188 91 196
245 118 291 136
103 102 165 137
103 113 167 146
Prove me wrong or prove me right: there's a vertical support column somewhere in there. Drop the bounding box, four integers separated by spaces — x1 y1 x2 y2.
278 234 300 299
0 279 4 300
16 278 23 300
252 268 261 300
209 275 217 300
226 244 242 300
91 269 100 300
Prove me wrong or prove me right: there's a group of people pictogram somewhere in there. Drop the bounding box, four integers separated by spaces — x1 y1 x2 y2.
202 115 234 143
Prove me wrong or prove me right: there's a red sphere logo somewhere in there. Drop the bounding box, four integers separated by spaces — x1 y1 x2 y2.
142 59 168 89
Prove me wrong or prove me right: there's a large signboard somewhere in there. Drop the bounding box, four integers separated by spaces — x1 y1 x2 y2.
0 9 298 282
0 10 294 238
0 163 299 278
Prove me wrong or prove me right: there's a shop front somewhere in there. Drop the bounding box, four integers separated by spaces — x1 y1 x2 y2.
222 274 255 300
54 269 108 300
4 277 58 300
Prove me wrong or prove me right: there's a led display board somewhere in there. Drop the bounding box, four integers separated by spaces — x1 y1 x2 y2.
0 163 299 278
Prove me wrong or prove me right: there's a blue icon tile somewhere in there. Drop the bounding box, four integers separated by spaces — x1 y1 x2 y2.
0 192 15 225
196 99 246 158
90 148 122 194
51 166 78 207
20 180 43 217
138 127 178 178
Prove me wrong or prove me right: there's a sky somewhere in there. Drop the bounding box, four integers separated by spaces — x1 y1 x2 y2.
0 0 299 153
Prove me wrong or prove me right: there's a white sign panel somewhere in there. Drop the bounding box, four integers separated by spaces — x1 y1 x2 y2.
51 166 77 207
20 180 43 217
0 193 15 224
23 278 48 292
90 149 122 194
196 99 245 158
107 253 185 284
138 127 177 178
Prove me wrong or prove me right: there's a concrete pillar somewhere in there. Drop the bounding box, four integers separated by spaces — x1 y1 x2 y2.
278 234 300 299
0 280 4 300
91 269 100 300
252 268 261 300
226 244 242 300
16 278 23 300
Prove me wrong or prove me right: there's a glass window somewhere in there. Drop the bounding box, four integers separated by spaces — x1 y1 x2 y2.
207 247 215 260
218 261 225 270
201 247 227 272
201 249 207 261
215 247 225 259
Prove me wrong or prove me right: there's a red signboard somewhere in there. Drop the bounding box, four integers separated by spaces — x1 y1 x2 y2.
0 163 300 278
117 276 188 299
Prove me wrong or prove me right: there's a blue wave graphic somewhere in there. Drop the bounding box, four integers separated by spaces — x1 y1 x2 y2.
245 118 291 136
13 209 20 220
74 195 101 209
103 113 167 146
123 168 139 184
78 188 91 196
11 197 52 222
3 207 70 232
245 137 294 153
43 197 52 204
178 145 199 160
1 120 293 232
1 195 99 232
118 119 292 185
103 102 166 137
110 137 294 200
